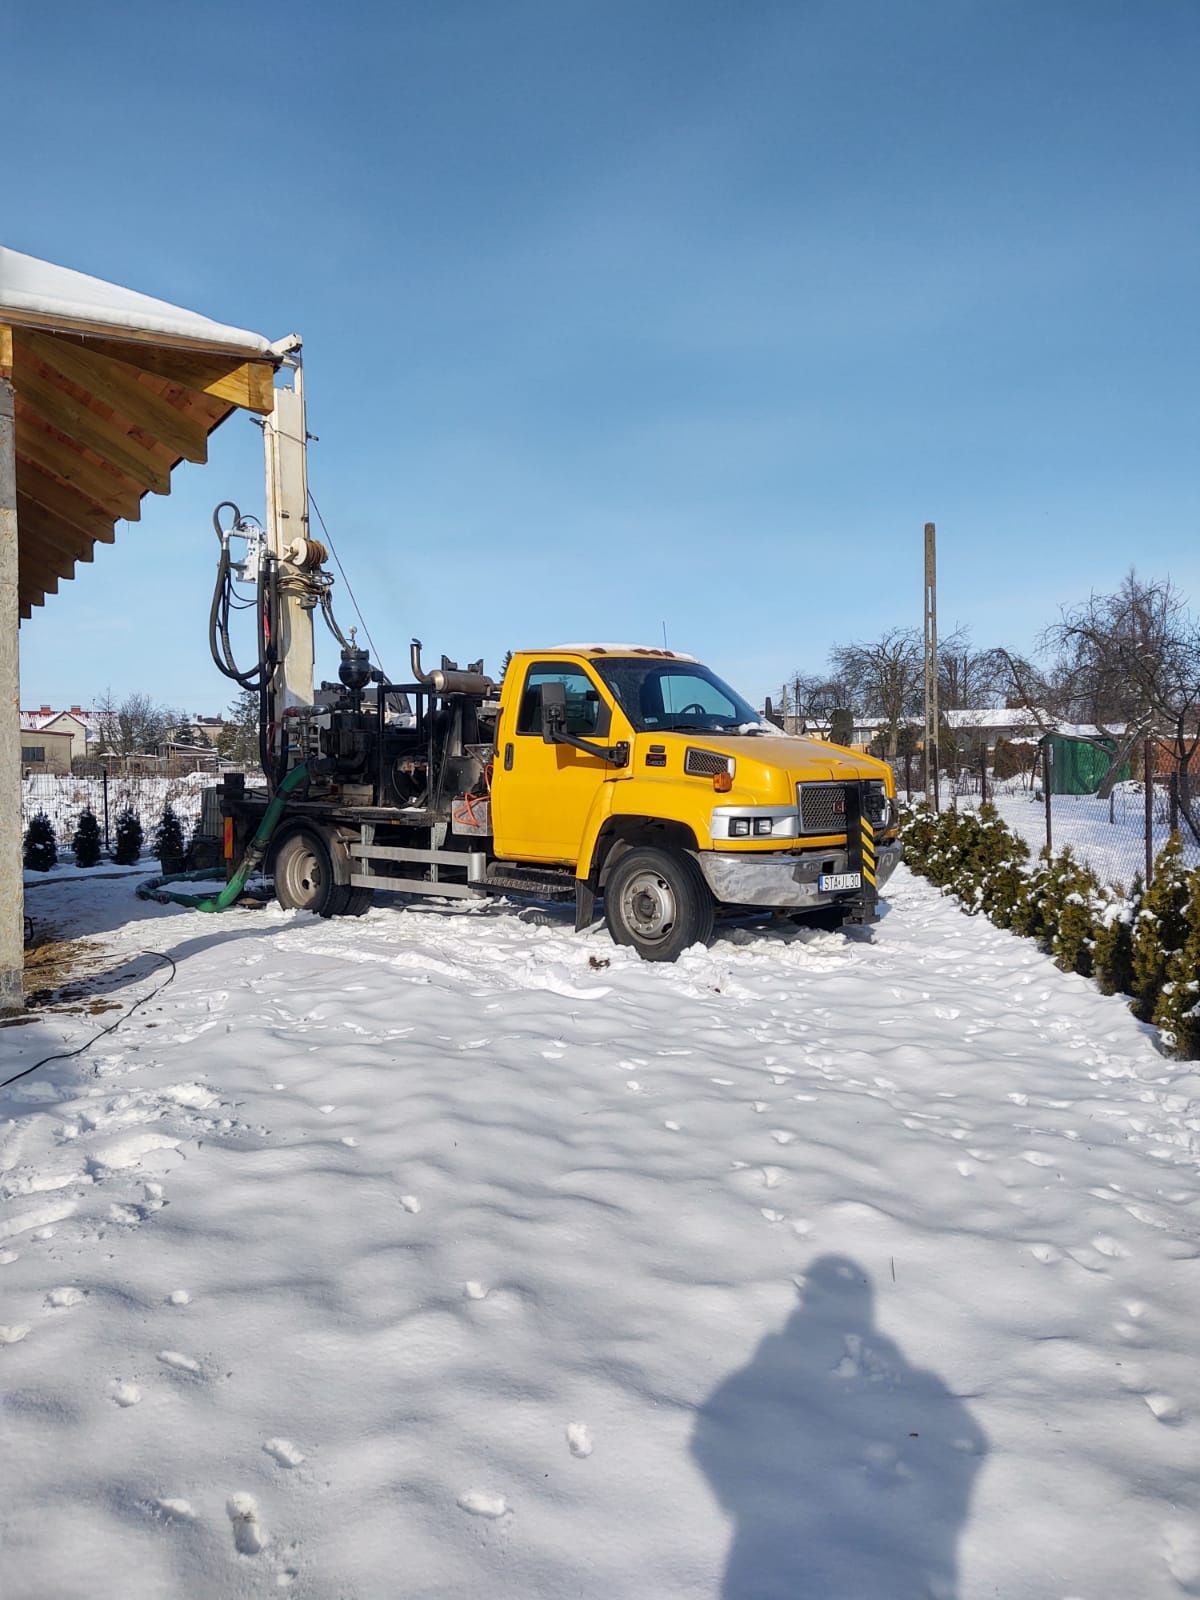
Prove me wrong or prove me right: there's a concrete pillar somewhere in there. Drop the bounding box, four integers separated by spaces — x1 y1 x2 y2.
0 375 22 1013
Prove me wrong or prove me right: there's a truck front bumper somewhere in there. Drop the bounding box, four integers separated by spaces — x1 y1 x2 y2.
691 841 902 910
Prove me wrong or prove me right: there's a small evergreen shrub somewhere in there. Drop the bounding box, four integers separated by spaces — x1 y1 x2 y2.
71 807 102 868
1048 853 1105 978
113 806 144 865
23 810 58 872
1154 867 1200 1059
153 801 187 866
1130 833 1190 1023
1092 876 1141 998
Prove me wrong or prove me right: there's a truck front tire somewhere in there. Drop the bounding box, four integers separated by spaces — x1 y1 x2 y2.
272 828 371 919
604 846 714 961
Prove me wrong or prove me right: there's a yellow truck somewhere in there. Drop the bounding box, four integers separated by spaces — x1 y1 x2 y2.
218 637 901 961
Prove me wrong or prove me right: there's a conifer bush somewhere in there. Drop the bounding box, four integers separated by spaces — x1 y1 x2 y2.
113 806 144 865
71 806 102 868
153 801 187 868
23 810 58 872
1154 868 1200 1059
1048 853 1105 977
1130 833 1190 1023
1092 876 1140 998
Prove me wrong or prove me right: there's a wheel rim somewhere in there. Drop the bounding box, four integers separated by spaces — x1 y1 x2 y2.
280 840 324 907
620 868 677 944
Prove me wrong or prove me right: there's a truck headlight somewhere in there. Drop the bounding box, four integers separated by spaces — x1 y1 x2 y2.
712 808 800 840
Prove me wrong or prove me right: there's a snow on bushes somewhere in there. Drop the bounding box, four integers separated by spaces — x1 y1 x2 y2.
900 805 1200 1059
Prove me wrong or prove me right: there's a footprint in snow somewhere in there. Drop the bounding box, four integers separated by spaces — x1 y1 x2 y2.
227 1493 267 1554
157 1350 201 1374
167 1289 191 1306
154 1498 195 1520
263 1438 306 1467
457 1491 509 1518
464 1282 489 1300
770 1130 796 1145
111 1381 142 1406
0 1323 31 1344
399 1195 422 1214
45 1286 87 1310
566 1422 593 1458
1144 1393 1184 1425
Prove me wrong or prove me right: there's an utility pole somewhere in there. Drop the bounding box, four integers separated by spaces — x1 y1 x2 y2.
923 521 940 811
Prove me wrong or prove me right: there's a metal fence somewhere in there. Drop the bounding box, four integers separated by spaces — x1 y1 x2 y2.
20 767 257 854
896 741 1200 894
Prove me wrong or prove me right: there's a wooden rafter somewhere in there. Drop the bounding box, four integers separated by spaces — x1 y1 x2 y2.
14 410 144 522
14 357 172 493
15 495 96 566
18 330 213 463
15 461 116 543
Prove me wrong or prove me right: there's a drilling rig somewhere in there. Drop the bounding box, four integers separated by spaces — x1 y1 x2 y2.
199 349 902 961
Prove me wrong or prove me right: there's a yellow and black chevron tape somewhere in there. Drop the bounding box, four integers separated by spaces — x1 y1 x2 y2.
860 817 877 886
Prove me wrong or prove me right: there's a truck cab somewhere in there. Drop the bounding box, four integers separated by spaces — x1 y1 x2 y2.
487 646 901 958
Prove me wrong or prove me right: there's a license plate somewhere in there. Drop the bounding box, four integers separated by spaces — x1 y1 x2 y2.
819 872 861 892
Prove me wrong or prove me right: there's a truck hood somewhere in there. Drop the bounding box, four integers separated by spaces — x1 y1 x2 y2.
678 733 890 784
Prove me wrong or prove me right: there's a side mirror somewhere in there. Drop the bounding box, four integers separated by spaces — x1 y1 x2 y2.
540 679 567 743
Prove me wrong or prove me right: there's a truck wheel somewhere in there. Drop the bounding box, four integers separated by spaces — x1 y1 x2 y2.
273 828 347 918
604 847 714 961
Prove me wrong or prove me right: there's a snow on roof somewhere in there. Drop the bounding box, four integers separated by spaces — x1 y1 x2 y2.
0 245 273 356
19 718 73 736
944 708 1046 729
944 709 1129 738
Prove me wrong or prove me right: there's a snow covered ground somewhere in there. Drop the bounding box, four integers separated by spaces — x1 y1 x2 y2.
3 871 1200 1599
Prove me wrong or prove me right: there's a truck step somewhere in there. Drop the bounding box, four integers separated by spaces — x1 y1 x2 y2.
484 864 576 902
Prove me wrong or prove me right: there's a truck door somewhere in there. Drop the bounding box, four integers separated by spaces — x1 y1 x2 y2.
493 659 623 863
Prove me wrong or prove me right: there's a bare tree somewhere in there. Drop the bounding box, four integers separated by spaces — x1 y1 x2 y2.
1050 573 1200 830
938 628 1007 710
93 690 180 757
830 628 922 757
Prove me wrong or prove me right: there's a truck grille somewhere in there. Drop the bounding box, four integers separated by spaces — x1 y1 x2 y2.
685 747 733 778
796 780 889 834
797 782 847 834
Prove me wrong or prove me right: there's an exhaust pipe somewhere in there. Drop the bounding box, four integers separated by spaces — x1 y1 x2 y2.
410 638 493 696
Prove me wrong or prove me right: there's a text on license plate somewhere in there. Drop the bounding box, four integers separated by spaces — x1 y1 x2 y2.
819 872 861 892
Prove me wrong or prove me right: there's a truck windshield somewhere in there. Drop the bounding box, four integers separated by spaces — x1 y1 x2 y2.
594 659 766 734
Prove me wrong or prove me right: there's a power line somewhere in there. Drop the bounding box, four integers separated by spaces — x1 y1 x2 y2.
307 492 389 680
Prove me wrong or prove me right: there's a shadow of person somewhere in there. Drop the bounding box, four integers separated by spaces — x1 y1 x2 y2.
691 1256 987 1600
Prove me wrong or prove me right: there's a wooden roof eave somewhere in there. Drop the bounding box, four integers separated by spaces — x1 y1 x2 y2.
1 320 281 616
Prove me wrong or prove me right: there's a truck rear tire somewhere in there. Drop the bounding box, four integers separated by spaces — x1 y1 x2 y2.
604 847 714 961
273 828 365 919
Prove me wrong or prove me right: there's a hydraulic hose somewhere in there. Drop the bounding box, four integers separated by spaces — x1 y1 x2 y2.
136 763 310 912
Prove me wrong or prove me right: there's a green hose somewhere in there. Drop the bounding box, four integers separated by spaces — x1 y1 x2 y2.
137 763 310 912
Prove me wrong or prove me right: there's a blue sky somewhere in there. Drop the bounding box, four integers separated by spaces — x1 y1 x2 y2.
10 0 1199 715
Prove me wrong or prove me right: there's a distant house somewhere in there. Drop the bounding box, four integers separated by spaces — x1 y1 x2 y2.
19 705 96 763
19 719 74 775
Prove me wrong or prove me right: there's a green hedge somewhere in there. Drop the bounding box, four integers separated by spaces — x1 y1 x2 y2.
900 804 1200 1060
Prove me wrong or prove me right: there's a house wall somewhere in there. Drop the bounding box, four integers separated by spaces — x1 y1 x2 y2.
20 728 73 775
